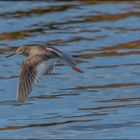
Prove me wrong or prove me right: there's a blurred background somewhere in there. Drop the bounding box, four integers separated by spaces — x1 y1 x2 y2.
0 0 140 139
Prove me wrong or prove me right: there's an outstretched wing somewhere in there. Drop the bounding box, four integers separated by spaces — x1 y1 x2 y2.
46 47 76 66
16 55 56 103
46 47 83 73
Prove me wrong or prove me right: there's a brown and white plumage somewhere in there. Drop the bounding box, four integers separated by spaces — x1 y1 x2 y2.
6 45 83 103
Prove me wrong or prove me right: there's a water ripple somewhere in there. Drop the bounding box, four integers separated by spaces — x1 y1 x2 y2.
0 1 140 139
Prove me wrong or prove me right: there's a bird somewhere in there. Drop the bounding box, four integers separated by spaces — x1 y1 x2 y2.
5 45 83 103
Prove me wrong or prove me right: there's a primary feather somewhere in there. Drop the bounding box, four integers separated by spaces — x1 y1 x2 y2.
16 55 56 102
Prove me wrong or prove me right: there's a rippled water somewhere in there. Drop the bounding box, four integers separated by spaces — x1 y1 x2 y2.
0 0 140 139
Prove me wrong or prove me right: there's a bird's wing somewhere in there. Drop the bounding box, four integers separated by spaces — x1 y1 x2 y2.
16 55 56 103
46 47 83 73
46 47 76 67
44 60 56 75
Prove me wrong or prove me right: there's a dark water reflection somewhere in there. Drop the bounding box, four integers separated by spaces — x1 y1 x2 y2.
0 0 140 139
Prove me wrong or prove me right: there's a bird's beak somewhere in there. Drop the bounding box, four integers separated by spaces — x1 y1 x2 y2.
5 52 16 58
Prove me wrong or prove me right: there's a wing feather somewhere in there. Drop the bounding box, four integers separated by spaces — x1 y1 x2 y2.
16 55 56 103
46 47 76 67
46 47 83 73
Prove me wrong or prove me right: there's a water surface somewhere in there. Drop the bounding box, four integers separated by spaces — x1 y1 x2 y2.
0 0 140 139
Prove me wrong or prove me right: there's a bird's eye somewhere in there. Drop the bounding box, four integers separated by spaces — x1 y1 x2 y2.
16 48 22 53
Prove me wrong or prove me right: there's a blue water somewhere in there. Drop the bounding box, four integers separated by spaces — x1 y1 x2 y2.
0 1 140 139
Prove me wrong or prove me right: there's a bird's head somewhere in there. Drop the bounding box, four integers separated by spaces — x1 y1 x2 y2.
5 46 29 58
16 46 27 54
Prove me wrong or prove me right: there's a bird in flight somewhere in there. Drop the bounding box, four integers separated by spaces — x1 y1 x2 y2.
6 45 83 103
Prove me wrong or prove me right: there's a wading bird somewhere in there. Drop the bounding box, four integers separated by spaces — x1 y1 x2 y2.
6 45 83 103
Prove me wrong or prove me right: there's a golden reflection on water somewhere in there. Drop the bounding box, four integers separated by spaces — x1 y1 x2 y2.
0 31 29 41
